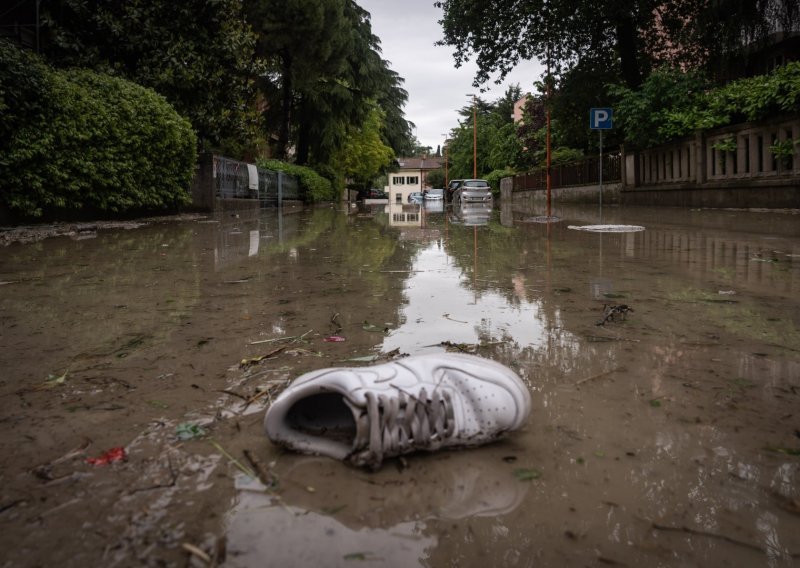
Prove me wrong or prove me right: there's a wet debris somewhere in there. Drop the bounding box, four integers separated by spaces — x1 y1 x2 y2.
181 542 212 565
650 522 800 558
20 370 69 393
32 438 91 481
240 345 287 368
362 320 389 333
576 367 623 386
330 312 343 334
209 439 255 478
513 468 542 481
176 423 207 441
249 330 313 346
763 446 800 456
243 450 279 490
596 304 634 326
343 348 407 364
434 340 504 353
86 446 127 466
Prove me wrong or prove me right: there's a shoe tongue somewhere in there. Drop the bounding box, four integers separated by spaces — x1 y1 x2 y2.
344 398 370 451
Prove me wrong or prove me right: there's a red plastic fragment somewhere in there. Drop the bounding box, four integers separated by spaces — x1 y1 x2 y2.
323 336 346 342
86 446 127 466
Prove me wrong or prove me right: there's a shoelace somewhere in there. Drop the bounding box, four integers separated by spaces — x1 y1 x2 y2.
350 387 455 470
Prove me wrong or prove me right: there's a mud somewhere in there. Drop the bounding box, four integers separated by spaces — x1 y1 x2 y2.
0 202 798 567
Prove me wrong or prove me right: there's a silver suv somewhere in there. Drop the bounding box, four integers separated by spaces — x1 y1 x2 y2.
456 179 492 203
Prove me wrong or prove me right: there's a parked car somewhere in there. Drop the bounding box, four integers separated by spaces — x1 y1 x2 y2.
367 189 387 199
408 191 424 203
424 188 444 200
446 179 463 202
455 179 492 203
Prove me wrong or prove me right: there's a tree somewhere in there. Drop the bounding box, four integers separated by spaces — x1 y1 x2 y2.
247 1 414 166
40 0 260 153
334 105 395 192
426 169 446 188
437 0 798 154
643 0 798 77
435 0 655 89
248 0 351 160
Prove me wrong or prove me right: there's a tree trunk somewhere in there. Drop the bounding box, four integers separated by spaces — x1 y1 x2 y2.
615 14 642 89
276 50 293 160
295 98 310 165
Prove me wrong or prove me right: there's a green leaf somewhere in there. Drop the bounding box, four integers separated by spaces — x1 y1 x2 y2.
513 468 542 481
176 422 207 440
764 447 800 456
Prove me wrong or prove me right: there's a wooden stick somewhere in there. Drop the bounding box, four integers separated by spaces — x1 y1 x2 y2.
651 522 800 558
576 367 622 385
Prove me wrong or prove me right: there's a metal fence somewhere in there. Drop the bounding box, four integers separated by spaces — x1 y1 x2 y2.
213 156 300 204
513 153 621 192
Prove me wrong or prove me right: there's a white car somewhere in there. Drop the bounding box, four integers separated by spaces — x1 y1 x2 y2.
423 188 444 200
456 179 492 203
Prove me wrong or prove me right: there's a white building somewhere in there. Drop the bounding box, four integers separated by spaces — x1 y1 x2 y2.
385 157 445 204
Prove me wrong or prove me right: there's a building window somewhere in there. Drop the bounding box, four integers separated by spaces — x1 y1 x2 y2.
392 176 404 185
406 176 419 185
395 193 402 203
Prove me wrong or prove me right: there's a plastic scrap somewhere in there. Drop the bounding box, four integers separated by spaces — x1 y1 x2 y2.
86 447 127 466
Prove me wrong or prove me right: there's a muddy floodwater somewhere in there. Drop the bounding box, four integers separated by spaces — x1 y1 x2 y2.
1 201 799 567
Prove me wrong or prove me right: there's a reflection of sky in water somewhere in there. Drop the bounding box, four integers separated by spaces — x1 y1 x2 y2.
225 498 434 567
383 242 546 353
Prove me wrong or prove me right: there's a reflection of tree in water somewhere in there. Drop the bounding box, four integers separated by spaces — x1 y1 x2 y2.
1 223 202 365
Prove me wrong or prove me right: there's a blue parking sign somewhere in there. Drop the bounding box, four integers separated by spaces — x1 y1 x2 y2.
590 108 613 130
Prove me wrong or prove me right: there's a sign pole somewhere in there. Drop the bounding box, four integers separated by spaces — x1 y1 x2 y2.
599 129 603 211
590 107 612 218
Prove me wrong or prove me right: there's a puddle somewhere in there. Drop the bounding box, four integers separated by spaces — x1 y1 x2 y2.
0 203 799 566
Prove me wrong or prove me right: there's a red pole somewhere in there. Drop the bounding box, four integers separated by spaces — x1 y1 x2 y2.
473 96 477 178
546 52 552 219
445 144 449 186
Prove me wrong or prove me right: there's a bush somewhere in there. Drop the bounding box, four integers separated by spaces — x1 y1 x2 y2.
257 159 336 203
485 168 515 195
0 40 197 217
611 62 800 148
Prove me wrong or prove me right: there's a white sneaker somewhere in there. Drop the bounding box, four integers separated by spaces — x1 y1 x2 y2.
264 353 531 469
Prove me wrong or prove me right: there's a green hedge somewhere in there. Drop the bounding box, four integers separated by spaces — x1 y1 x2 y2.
257 159 336 203
0 40 197 217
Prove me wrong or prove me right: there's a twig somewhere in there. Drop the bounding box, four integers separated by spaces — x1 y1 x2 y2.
0 499 24 515
651 523 800 558
182 543 212 565
243 449 279 490
208 439 255 479
32 438 92 481
331 313 342 334
240 345 287 367
577 367 622 386
217 389 248 401
250 329 315 346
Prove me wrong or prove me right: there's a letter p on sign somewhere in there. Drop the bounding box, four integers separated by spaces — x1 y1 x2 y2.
590 108 613 130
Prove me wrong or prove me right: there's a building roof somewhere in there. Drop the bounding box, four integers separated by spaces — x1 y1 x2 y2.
395 157 445 171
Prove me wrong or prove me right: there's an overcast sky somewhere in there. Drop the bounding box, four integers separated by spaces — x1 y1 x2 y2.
358 0 545 155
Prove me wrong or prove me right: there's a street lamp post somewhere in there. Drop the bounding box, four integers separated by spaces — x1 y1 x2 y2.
441 134 449 188
466 93 477 178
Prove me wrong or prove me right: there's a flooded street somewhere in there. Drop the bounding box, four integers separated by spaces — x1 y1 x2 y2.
1 202 799 567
